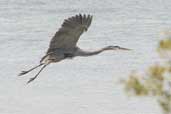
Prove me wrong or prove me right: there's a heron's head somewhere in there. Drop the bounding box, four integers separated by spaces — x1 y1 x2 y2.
104 46 131 51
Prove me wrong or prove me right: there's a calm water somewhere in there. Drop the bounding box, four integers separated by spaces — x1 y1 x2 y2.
0 0 171 114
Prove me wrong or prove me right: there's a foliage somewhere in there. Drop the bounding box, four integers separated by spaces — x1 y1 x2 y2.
123 35 171 114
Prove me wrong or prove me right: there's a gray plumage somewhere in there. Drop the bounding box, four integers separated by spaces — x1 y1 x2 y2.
19 14 130 84
48 14 92 50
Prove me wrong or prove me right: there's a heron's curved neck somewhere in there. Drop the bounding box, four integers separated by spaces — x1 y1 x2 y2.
76 47 110 57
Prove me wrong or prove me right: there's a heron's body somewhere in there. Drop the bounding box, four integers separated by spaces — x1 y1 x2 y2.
41 47 79 63
19 14 130 83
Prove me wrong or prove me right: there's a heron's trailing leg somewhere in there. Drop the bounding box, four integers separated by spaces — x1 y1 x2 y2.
27 64 49 84
18 63 44 76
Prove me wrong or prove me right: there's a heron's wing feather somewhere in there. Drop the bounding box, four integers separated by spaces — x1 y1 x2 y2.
47 14 93 52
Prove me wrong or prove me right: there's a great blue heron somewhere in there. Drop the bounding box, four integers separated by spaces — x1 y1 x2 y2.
19 14 130 83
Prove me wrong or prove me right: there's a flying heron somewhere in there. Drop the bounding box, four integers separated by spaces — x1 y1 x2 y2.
19 14 130 83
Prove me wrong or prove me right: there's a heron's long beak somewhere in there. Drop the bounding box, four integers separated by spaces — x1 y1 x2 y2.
119 47 131 51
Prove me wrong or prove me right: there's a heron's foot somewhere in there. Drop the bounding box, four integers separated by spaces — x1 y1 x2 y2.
27 77 36 84
18 71 29 76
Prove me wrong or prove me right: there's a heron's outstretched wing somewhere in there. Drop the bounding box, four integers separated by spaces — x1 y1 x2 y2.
47 14 93 53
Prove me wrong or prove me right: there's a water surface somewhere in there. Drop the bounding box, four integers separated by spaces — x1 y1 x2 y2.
0 0 171 114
